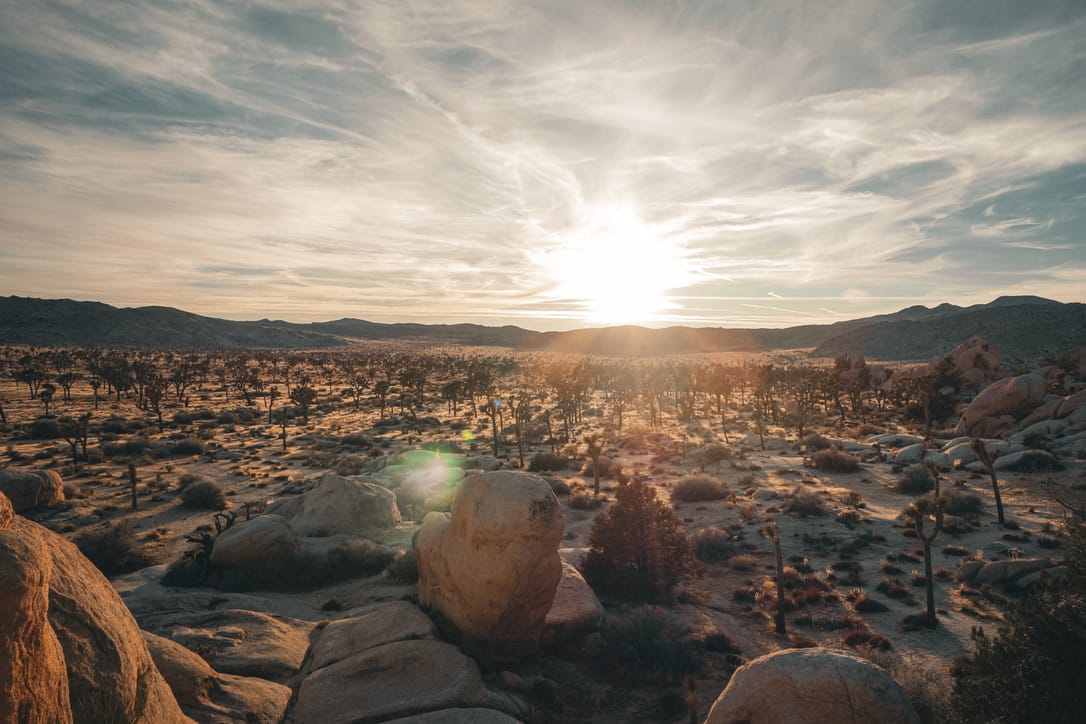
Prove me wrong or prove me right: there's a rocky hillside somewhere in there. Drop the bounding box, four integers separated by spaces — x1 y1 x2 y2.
0 295 1081 361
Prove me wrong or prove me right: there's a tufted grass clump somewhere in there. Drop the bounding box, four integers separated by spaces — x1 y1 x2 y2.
672 473 729 503
809 447 860 473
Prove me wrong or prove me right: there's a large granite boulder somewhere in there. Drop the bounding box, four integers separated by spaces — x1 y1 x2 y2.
294 601 525 723
0 492 72 723
705 648 919 724
0 469 64 512
947 336 1002 387
541 562 605 648
143 631 291 724
0 496 187 723
267 472 400 537
208 514 299 569
414 471 564 663
956 373 1047 437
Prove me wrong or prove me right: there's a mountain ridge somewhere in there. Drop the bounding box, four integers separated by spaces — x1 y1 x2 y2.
0 295 1082 361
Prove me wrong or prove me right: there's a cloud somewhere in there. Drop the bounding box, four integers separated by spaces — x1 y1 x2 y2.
0 0 1083 329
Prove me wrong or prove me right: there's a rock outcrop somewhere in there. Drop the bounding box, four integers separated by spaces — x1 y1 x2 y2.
267 472 400 537
415 470 565 662
947 336 1002 387
705 648 919 724
294 601 525 723
956 373 1047 437
209 514 299 569
143 632 291 724
541 562 605 648
0 469 64 512
0 494 187 723
0 492 72 723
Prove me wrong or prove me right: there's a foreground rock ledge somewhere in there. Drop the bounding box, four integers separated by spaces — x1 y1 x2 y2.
705 647 919 724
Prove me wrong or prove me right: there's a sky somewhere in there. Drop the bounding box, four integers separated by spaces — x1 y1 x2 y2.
1 0 1084 331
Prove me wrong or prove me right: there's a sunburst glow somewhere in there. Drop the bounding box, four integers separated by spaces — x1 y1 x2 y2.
545 203 696 325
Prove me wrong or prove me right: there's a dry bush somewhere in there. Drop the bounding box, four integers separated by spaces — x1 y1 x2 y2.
842 628 894 651
809 447 860 473
785 487 830 517
75 522 157 575
596 607 704 684
836 509 863 529
568 491 605 510
802 433 832 452
179 479 226 509
386 548 419 584
692 526 741 562
896 465 935 494
528 451 568 472
672 474 729 503
852 592 890 613
170 438 205 456
726 553 757 571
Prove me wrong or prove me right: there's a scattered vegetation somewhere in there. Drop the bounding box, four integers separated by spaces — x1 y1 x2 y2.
671 473 729 502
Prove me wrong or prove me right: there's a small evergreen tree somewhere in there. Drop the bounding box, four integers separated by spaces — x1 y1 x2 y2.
951 523 1086 723
581 479 701 602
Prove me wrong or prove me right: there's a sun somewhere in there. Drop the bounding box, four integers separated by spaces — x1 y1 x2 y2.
545 202 693 325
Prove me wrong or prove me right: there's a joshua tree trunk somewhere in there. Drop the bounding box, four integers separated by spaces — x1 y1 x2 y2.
128 463 138 511
763 521 786 635
971 439 1006 526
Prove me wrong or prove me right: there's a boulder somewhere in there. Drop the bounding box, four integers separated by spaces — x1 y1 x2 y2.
0 505 73 723
465 455 502 472
0 490 13 530
0 513 187 722
541 562 605 648
415 471 564 663
1010 419 1069 444
992 449 1062 472
267 472 400 537
865 434 924 448
0 469 64 512
705 647 919 724
975 559 1049 586
1016 566 1070 589
148 610 312 682
143 631 291 724
947 336 1002 387
893 443 925 465
294 639 525 724
956 373 1047 437
955 560 986 583
209 514 299 569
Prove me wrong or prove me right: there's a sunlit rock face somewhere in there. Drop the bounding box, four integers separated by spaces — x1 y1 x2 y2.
266 471 400 537
955 373 1047 437
0 468 65 512
705 648 920 724
414 471 564 663
0 498 187 723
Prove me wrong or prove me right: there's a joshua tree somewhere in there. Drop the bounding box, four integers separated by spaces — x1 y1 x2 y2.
373 379 391 419
904 494 946 627
585 433 604 495
145 374 167 432
38 382 56 417
128 462 139 511
483 396 503 458
266 385 280 424
59 413 91 473
762 520 787 635
290 385 318 425
970 439 1006 525
275 408 290 451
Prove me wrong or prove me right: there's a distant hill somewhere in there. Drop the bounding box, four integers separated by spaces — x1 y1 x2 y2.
0 295 1082 361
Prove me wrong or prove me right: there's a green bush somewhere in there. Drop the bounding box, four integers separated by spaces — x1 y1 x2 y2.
672 474 729 503
580 479 701 601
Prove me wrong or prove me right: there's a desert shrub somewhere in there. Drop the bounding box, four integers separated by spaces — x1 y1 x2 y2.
802 433 832 452
597 607 703 683
172 410 194 425
672 474 729 503
29 417 62 439
785 487 829 517
341 433 373 449
946 492 990 521
170 438 205 456
75 522 157 575
335 454 368 476
726 553 757 571
122 437 152 456
876 578 913 600
322 539 396 579
694 443 732 470
692 526 740 562
852 593 890 613
179 479 226 509
896 465 935 494
568 491 605 510
545 477 571 496
97 416 133 435
528 451 568 472
950 523 1086 723
581 479 701 601
809 447 860 473
842 628 894 651
836 509 863 529
387 548 419 584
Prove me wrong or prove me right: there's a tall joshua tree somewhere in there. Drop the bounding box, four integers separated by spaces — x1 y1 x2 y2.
762 520 787 635
584 433 604 495
970 439 1006 526
904 494 946 627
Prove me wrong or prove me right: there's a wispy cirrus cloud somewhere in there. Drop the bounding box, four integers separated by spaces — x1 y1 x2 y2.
1 0 1083 329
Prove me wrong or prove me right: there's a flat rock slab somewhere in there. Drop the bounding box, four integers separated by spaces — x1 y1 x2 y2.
146 609 313 682
309 601 438 671
384 709 522 723
294 639 523 724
